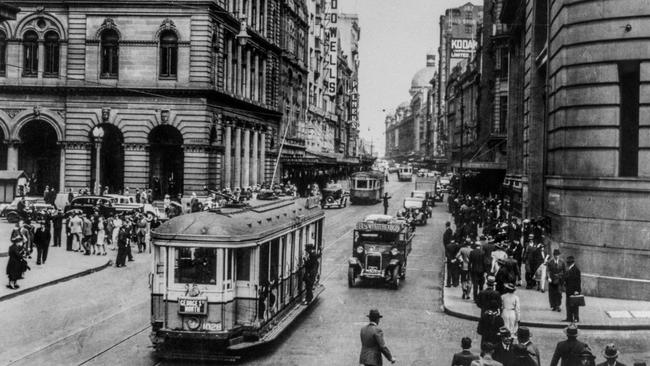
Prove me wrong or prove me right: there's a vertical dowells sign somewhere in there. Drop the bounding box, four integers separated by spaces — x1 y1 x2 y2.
325 0 338 97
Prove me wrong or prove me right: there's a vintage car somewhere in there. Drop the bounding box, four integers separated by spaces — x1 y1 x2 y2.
105 194 165 219
64 195 116 217
348 214 414 289
321 184 348 209
402 197 428 225
2 197 55 223
410 190 434 217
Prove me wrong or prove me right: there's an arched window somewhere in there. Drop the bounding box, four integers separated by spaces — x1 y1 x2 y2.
44 31 60 77
0 31 6 76
22 31 38 77
159 30 178 78
100 29 119 78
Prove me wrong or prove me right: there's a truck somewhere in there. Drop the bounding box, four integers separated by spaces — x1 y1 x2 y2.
414 176 442 204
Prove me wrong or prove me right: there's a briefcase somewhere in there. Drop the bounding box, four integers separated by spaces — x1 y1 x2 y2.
569 294 586 307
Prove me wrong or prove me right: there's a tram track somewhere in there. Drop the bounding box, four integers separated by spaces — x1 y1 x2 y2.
76 324 151 366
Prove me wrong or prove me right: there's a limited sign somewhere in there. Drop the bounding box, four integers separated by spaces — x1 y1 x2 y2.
356 222 402 233
178 297 208 315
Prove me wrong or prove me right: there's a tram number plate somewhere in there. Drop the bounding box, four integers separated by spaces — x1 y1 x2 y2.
203 322 222 331
178 297 207 315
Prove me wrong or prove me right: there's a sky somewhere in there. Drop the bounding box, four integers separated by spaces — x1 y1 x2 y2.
339 0 480 156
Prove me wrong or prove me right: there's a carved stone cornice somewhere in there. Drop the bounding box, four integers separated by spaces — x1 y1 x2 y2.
2 109 23 119
64 141 93 150
123 143 149 152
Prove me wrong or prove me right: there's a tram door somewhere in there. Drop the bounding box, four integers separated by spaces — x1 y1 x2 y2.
235 248 254 325
258 244 269 321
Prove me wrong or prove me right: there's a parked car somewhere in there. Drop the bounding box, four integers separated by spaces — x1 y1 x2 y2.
64 196 116 217
104 194 164 219
401 197 428 225
3 197 55 223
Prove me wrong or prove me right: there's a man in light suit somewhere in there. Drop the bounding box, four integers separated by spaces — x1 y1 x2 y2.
546 249 566 312
359 309 396 366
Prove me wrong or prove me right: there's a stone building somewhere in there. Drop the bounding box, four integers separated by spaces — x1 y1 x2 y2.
502 0 650 300
409 55 436 161
436 2 483 163
0 0 283 198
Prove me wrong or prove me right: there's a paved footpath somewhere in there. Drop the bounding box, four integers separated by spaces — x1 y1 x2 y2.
0 244 111 301
443 265 650 330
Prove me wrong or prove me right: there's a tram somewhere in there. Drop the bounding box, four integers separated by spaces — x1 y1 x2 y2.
397 166 414 181
149 196 325 361
349 171 385 205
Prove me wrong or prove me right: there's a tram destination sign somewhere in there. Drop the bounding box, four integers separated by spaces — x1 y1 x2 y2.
356 222 402 233
178 297 208 315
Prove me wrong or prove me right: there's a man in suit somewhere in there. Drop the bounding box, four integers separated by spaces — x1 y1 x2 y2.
443 222 454 249
523 234 537 288
359 309 396 366
445 239 461 287
546 249 566 312
477 276 502 315
34 220 51 265
468 241 486 301
493 327 515 366
564 256 582 322
597 343 627 366
516 327 541 366
451 337 479 366
550 324 590 366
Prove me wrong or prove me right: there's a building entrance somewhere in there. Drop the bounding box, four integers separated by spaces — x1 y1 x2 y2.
90 124 124 194
149 125 183 199
18 120 60 194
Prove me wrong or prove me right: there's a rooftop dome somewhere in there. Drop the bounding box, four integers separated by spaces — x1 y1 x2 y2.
410 54 436 92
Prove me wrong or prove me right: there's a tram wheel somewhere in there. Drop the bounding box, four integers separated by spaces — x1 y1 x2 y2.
348 267 356 287
392 267 400 289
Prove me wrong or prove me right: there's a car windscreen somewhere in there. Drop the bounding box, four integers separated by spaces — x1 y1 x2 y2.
357 231 399 243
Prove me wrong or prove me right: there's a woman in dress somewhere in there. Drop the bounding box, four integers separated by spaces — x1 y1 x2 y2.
95 216 107 255
501 283 520 334
6 236 24 289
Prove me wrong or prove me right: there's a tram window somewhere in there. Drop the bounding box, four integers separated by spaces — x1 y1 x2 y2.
174 247 217 284
259 244 269 284
236 248 251 281
356 180 368 189
270 239 280 281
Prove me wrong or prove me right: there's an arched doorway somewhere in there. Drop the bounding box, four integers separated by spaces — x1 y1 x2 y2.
90 124 124 194
0 127 7 171
149 125 183 199
19 120 60 194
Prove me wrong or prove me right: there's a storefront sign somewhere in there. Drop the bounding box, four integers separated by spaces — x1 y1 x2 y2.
350 80 359 122
450 38 477 58
325 0 339 97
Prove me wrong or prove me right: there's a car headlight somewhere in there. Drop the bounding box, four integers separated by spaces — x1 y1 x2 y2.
186 317 201 330
390 248 399 256
356 246 364 254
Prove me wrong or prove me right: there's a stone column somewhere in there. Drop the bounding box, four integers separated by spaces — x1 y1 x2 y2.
251 129 259 186
236 45 242 96
37 41 44 79
226 38 233 92
245 49 252 99
261 57 267 104
224 121 232 188
6 142 19 171
259 129 266 183
59 143 66 190
234 126 242 188
255 0 261 32
253 53 260 101
242 128 250 188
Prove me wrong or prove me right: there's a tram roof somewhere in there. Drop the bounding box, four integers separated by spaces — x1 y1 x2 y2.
350 171 385 179
151 196 324 244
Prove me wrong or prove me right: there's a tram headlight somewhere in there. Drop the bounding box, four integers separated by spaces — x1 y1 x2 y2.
390 247 399 256
356 246 364 254
186 317 201 330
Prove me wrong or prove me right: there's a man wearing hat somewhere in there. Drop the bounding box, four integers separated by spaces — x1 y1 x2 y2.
547 249 566 312
597 343 626 366
34 220 51 265
477 276 502 315
563 256 582 322
523 234 537 289
359 309 396 365
516 327 540 366
550 324 590 366
493 327 515 366
469 240 486 301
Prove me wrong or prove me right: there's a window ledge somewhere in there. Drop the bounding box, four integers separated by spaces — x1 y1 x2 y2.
100 75 118 80
158 76 177 81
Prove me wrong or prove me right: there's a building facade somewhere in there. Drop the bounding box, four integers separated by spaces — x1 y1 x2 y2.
502 0 650 300
0 0 284 198
436 2 483 163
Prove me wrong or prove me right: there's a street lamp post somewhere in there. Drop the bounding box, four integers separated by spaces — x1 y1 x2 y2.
92 126 105 195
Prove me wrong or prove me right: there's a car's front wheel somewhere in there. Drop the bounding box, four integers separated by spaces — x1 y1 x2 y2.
348 267 357 288
392 267 400 289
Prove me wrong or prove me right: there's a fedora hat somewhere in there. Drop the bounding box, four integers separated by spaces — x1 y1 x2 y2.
564 323 578 336
553 248 561 255
603 343 620 359
367 309 383 320
566 256 575 264
486 276 496 285
516 326 531 339
498 327 511 337
504 283 516 291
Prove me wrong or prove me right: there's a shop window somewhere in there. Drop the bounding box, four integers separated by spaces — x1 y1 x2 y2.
22 31 38 77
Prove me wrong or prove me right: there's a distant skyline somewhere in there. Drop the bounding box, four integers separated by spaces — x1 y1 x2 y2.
339 0 481 156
